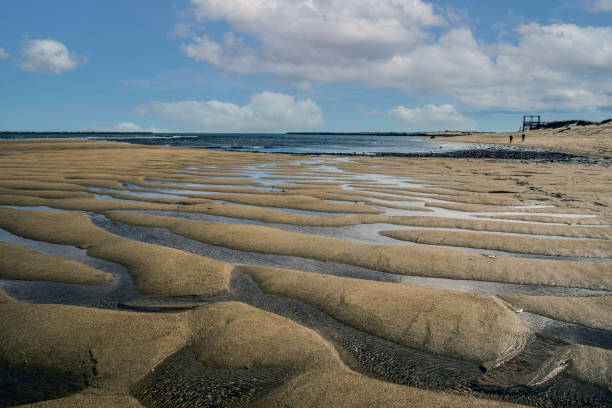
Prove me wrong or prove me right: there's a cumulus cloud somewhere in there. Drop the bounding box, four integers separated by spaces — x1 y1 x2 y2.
182 33 257 74
389 104 476 131
183 0 444 75
179 1 612 111
20 39 83 74
132 91 323 132
112 122 170 133
503 24 612 73
85 122 171 133
0 48 9 59
590 0 612 11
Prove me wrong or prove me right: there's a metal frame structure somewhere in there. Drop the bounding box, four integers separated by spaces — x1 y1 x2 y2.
522 115 545 131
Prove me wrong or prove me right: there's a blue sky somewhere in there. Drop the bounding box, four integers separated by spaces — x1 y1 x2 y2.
1 0 611 132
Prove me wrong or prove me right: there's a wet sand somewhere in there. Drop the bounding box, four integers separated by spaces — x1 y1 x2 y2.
0 241 111 284
0 138 611 407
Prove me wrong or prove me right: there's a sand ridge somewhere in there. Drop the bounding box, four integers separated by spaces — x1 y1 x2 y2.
381 229 612 258
478 214 612 225
0 241 111 284
240 265 533 368
386 216 612 239
105 210 612 289
566 345 612 391
500 295 612 330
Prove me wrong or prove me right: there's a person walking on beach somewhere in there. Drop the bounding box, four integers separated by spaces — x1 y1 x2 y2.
509 135 513 144
521 133 525 143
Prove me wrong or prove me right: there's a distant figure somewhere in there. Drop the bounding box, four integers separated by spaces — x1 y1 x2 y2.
521 133 526 143
509 135 513 144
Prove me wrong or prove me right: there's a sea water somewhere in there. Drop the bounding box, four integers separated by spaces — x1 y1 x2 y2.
0 132 485 155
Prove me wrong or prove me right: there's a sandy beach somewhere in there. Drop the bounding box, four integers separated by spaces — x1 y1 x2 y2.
446 120 612 158
0 135 611 407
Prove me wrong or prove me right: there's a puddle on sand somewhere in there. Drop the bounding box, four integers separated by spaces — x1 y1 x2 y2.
335 173 428 190
235 170 292 186
378 225 600 241
94 194 140 202
374 206 436 217
513 204 557 209
142 179 281 192
396 275 611 297
519 312 612 350
477 215 612 227
213 200 359 216
231 159 359 187
125 210 408 244
483 212 599 219
87 185 185 199
175 172 243 179
126 185 220 196
116 296 228 312
309 164 347 173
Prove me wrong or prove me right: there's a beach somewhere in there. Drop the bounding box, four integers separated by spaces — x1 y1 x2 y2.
447 120 612 158
0 135 611 407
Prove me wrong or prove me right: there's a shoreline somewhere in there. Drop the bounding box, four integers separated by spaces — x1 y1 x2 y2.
232 147 607 164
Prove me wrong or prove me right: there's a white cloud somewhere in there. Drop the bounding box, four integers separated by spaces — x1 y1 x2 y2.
20 39 83 74
113 122 170 133
85 122 171 133
182 35 222 65
389 104 477 131
171 22 195 38
502 24 612 74
590 0 612 11
179 1 612 111
184 0 444 74
132 91 323 132
182 33 257 74
0 48 9 59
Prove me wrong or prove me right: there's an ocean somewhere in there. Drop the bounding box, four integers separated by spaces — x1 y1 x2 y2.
0 133 484 155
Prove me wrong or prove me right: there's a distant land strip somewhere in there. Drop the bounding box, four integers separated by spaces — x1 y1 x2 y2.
0 131 155 135
286 131 476 136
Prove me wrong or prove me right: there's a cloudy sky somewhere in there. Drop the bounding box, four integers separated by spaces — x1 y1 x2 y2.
1 0 611 132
